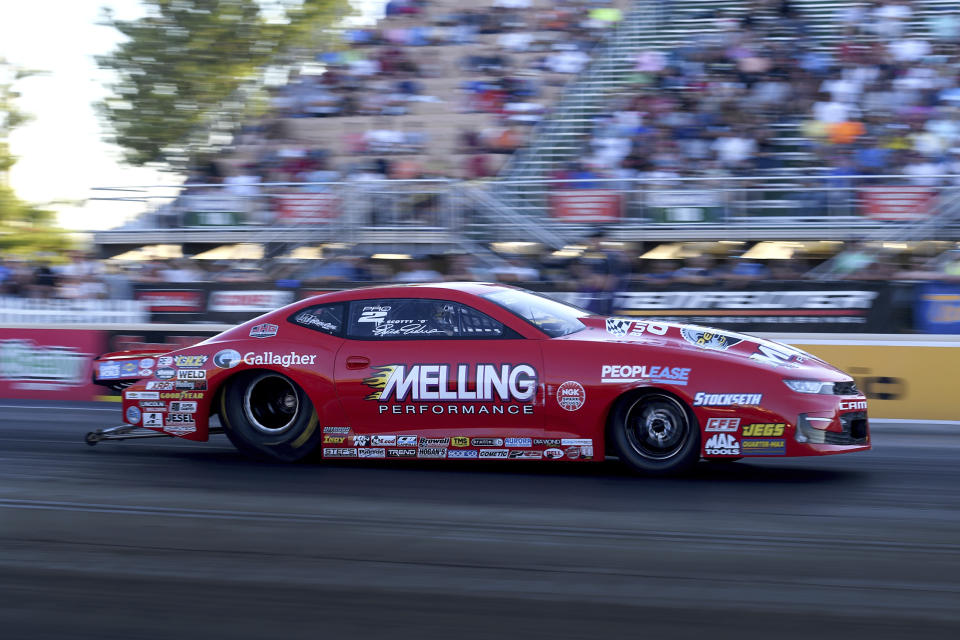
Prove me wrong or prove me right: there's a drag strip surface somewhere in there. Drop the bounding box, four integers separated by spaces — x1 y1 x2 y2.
0 402 958 639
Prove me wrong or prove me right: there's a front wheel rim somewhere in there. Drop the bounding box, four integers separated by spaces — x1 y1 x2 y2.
623 394 690 461
242 374 299 435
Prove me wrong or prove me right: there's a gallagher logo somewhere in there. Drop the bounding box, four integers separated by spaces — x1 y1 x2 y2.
363 364 537 403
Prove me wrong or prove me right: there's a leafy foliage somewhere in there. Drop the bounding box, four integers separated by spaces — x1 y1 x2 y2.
1 59 68 254
97 0 349 170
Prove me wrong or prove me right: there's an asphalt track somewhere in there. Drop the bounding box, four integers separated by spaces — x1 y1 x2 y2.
0 402 958 639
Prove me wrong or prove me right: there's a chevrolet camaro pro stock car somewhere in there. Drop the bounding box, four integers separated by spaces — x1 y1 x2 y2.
89 283 870 474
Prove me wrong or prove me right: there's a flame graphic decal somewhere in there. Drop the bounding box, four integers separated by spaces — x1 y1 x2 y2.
363 365 397 400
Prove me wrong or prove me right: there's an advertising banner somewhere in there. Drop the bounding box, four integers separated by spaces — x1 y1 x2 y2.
610 283 895 332
645 190 724 223
549 190 623 222
860 186 934 221
0 329 105 401
274 193 340 224
914 282 960 334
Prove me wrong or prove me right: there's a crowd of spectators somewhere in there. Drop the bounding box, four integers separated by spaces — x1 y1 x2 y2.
580 1 960 189
5 237 960 307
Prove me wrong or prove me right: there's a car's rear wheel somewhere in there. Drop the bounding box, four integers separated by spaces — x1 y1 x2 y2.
609 391 700 475
219 371 320 462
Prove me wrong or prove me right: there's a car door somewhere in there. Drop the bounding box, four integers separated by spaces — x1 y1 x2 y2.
333 297 544 450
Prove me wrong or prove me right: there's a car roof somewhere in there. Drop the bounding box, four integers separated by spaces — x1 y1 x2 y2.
304 282 515 303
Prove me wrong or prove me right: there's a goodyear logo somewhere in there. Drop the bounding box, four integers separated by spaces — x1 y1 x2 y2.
742 423 785 437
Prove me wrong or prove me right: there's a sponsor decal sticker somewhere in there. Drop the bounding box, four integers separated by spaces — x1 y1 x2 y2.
601 364 691 386
705 417 741 433
742 438 786 455
357 448 386 458
145 381 174 390
168 401 197 413
98 363 120 379
742 423 785 437
371 435 396 446
749 343 804 369
120 361 138 375
249 323 279 339
323 436 346 444
605 317 633 337
418 447 447 459
164 424 196 436
509 450 543 459
165 413 195 426
125 405 141 424
693 393 762 406
451 436 470 447
175 380 206 390
447 449 479 459
396 435 417 446
680 328 743 352
157 356 173 367
139 358 155 369
138 401 165 408
213 349 242 369
478 449 509 459
504 437 532 447
471 438 503 447
543 448 564 459
561 439 592 446
155 367 175 380
323 426 350 434
533 438 560 446
351 435 370 447
556 381 586 411
704 433 741 455
173 355 207 368
363 363 537 416
126 391 159 400
840 400 868 411
387 448 417 458
160 391 203 400
138 369 153 377
243 351 317 366
420 437 450 447
564 446 581 460
143 412 163 428
324 448 357 458
177 369 206 381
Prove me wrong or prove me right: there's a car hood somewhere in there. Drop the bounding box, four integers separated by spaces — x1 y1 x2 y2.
572 316 850 382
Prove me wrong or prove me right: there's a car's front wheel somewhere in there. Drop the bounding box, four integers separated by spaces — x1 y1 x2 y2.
220 371 320 462
609 391 700 475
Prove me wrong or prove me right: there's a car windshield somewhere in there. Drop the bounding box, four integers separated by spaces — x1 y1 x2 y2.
483 289 587 337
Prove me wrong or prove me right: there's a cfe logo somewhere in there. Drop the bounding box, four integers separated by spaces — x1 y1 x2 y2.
705 417 740 432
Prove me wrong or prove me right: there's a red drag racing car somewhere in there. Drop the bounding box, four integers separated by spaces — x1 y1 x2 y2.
89 283 869 474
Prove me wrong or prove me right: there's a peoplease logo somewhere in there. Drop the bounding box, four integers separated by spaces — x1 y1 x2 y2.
0 340 89 384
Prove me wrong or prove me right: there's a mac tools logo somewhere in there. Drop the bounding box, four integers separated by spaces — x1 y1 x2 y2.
363 363 538 416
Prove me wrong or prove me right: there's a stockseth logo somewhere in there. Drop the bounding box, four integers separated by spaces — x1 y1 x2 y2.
213 349 242 369
705 433 740 455
694 393 762 406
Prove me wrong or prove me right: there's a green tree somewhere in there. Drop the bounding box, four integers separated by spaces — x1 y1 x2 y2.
97 0 349 170
0 59 69 255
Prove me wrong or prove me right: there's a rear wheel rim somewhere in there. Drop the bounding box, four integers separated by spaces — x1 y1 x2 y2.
243 374 299 435
623 394 690 461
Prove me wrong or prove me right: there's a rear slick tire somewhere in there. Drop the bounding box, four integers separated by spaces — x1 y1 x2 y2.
610 391 700 475
219 371 320 462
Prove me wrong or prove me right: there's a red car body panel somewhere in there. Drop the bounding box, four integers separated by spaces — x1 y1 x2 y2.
99 283 870 461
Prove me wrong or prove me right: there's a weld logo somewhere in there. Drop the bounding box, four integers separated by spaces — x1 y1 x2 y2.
363 364 537 402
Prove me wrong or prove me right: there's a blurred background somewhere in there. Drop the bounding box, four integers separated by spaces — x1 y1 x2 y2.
3 3 960 639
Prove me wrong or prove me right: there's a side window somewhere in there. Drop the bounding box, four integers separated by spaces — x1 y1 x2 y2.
346 299 518 340
289 303 344 335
